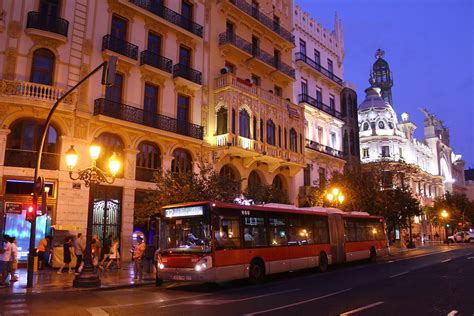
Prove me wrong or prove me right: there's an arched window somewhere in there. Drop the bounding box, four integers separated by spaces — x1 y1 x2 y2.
363 122 369 131
253 116 257 140
231 109 236 133
350 130 355 155
171 148 192 174
96 133 125 176
278 126 282 147
30 49 55 85
136 141 161 182
341 94 347 117
260 118 264 142
266 119 275 145
378 121 385 129
248 170 262 192
272 175 284 190
216 107 228 135
6 119 59 169
343 130 349 154
239 109 250 138
289 128 297 152
219 164 239 181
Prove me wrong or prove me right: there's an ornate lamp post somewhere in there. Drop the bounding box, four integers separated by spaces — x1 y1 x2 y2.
65 141 121 288
326 187 345 207
440 209 449 244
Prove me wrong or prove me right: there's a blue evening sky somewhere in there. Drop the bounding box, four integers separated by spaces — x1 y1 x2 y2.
297 0 474 168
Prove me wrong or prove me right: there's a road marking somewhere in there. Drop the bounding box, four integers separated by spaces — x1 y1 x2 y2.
467 257 474 260
441 259 451 263
389 271 410 278
86 307 110 316
340 301 385 316
3 311 30 316
243 288 352 315
447 310 458 316
387 260 394 263
3 304 28 308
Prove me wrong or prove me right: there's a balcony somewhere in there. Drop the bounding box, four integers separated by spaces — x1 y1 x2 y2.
128 0 203 38
4 149 59 170
0 79 76 106
135 166 158 182
218 32 252 56
102 34 138 60
299 93 343 120
228 0 294 44
295 52 342 86
305 139 344 159
252 48 295 79
140 50 172 73
94 98 203 140
26 11 69 41
173 64 202 87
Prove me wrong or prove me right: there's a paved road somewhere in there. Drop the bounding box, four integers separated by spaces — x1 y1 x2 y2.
2 245 473 316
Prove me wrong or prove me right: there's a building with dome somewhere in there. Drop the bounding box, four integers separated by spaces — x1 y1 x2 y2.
358 50 466 242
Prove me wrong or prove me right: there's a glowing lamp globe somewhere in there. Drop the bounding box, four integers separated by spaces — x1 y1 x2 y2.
65 145 78 170
108 152 120 177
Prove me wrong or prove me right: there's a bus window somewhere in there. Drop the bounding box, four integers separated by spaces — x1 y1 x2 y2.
367 220 385 240
344 220 356 242
314 218 329 244
356 221 369 241
269 217 288 246
244 216 267 247
288 215 313 245
215 216 241 249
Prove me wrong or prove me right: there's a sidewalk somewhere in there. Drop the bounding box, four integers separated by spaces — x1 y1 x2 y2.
0 261 155 295
382 241 469 261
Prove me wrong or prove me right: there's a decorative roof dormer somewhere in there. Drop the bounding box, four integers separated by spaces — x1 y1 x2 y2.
371 49 394 106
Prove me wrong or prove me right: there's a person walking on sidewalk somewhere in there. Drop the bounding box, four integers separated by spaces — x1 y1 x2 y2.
132 236 146 281
74 233 85 274
91 235 102 272
0 234 12 285
100 234 113 266
37 235 51 270
104 238 120 271
8 236 18 283
57 237 74 274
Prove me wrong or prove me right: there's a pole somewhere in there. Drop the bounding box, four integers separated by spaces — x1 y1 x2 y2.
27 62 107 288
73 182 100 287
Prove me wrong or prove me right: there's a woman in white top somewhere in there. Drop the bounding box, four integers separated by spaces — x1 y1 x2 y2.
9 237 18 282
104 238 120 270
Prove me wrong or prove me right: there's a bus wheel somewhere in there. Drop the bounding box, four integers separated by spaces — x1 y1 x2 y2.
369 247 377 263
155 278 163 287
318 252 328 273
249 259 265 284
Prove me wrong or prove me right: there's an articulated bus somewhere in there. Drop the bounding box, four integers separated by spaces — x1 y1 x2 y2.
154 201 388 285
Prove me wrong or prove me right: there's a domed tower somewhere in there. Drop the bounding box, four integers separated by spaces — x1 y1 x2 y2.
371 49 394 106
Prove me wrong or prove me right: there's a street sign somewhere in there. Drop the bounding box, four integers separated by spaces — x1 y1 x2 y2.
5 202 22 214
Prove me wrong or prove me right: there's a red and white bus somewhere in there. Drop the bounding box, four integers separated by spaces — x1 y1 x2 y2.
154 201 388 285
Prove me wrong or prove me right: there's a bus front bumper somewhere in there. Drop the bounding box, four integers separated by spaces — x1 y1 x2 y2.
157 267 216 283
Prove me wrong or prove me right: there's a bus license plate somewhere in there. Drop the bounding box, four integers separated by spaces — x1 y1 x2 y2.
172 275 186 281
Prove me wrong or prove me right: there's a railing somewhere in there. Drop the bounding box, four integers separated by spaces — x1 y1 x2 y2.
295 52 343 85
128 0 203 37
94 98 203 140
252 47 276 68
0 80 75 104
173 64 202 85
140 50 172 73
305 139 344 159
135 166 158 182
299 93 343 120
26 11 69 37
229 0 294 44
218 32 252 55
102 34 138 60
4 149 59 170
274 60 295 78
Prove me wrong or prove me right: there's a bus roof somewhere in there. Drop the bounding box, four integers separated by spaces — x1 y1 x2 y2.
158 201 383 220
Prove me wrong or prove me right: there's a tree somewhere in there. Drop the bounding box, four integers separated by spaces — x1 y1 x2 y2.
244 184 290 205
426 192 473 231
134 163 242 224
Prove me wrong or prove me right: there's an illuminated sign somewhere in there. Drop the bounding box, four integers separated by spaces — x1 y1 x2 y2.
5 202 22 214
165 206 204 218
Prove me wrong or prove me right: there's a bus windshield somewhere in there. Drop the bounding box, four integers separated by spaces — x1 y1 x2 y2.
161 216 211 253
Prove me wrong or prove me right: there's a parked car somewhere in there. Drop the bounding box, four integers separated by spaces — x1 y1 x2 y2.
447 231 474 243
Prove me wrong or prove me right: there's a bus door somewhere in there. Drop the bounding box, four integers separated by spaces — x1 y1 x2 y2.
328 214 346 264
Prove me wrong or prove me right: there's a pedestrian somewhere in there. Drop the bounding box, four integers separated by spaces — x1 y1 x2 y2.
57 237 74 274
100 234 113 266
74 233 85 274
91 235 102 272
37 235 51 270
0 234 12 285
104 238 120 271
9 236 18 283
132 236 146 280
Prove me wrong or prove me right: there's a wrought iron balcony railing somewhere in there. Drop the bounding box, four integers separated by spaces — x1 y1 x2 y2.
140 50 172 73
102 34 138 60
94 98 204 140
4 149 60 170
128 0 203 38
295 52 343 85
229 0 294 44
173 64 202 85
26 11 69 37
299 93 343 120
274 60 295 78
218 32 252 55
305 139 344 159
135 166 158 182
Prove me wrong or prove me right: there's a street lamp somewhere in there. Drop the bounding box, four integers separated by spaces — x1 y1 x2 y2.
326 188 345 207
440 209 449 244
65 142 121 288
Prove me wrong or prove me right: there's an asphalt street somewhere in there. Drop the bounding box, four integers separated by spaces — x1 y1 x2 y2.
2 245 473 316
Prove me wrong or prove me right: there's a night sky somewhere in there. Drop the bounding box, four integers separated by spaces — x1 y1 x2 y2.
297 0 474 168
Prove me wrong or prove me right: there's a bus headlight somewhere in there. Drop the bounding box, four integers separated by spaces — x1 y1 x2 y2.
194 256 212 272
158 263 165 270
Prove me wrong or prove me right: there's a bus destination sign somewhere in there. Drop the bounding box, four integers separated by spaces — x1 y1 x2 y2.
165 206 204 218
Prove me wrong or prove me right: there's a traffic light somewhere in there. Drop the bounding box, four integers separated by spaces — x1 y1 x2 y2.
25 205 35 222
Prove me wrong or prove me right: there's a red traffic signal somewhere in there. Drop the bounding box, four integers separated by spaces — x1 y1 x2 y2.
25 205 36 222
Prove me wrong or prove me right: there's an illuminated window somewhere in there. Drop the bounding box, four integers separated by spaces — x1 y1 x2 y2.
31 49 55 85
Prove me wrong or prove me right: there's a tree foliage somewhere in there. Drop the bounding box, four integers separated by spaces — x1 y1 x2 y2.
244 184 290 205
425 192 474 230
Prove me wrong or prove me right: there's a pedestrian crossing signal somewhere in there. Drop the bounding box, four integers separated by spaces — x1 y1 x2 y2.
25 205 35 222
